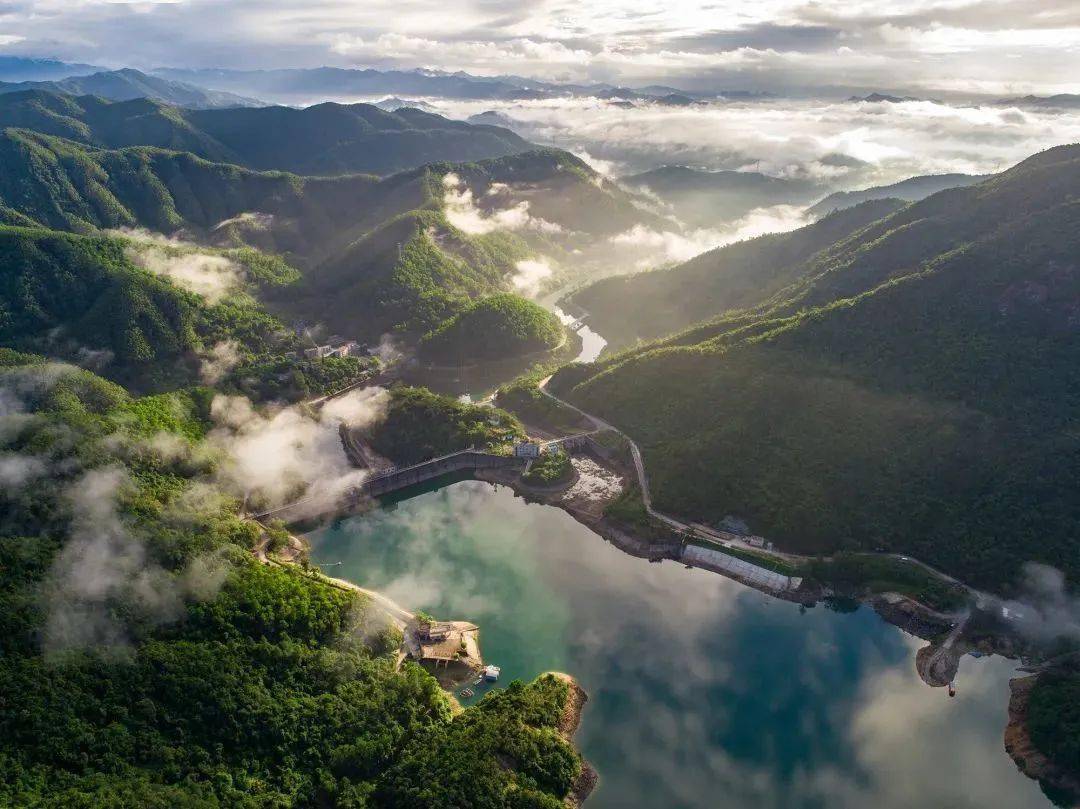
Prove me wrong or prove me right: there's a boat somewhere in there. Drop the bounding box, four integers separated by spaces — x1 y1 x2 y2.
460 688 474 698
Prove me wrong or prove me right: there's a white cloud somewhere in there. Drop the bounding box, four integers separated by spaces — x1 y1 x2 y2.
442 172 565 236
608 204 811 268
208 387 390 514
432 95 1080 189
112 228 243 304
510 257 554 298
3 0 1079 95
199 340 242 385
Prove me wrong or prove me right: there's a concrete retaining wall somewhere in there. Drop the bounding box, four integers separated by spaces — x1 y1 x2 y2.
255 450 525 525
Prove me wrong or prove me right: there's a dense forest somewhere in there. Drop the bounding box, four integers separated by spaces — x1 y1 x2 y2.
0 89 532 174
553 145 1080 592
366 386 524 466
0 350 583 806
0 121 646 347
568 198 905 349
1028 673 1080 784
0 225 374 396
419 293 565 364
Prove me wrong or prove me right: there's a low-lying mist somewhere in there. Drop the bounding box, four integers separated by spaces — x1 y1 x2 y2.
430 96 1080 191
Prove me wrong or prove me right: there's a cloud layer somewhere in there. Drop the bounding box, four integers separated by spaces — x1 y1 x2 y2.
2 1 1079 95
433 95 1080 187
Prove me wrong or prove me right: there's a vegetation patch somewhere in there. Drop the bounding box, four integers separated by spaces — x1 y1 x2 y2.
495 370 590 435
522 449 574 487
0 353 583 806
367 386 524 466
419 293 564 364
806 553 968 612
1028 672 1080 782
603 486 679 545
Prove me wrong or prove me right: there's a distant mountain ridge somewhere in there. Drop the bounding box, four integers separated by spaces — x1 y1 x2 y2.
0 56 102 82
0 68 262 108
152 65 732 103
0 90 533 175
999 94 1080 109
807 172 988 217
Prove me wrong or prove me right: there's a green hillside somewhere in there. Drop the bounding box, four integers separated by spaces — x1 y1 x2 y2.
0 352 582 806
0 226 270 387
551 145 1080 591
419 293 565 363
0 90 532 175
0 129 656 347
367 386 525 465
0 225 377 398
0 128 398 255
568 198 906 348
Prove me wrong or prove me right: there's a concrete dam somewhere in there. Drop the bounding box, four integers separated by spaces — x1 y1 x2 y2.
254 449 526 525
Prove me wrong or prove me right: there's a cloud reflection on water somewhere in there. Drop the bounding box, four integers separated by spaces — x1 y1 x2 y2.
309 481 1049 809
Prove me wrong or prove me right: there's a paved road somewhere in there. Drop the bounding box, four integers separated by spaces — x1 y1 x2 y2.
538 378 707 536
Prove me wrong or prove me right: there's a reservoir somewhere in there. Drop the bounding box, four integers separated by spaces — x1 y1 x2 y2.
307 479 1052 809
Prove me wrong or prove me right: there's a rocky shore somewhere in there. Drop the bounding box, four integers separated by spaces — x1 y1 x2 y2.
1005 674 1080 806
547 672 598 808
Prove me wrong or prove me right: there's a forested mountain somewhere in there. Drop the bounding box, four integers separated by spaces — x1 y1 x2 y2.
0 68 260 109
0 90 532 175
419 293 565 363
568 198 906 348
551 145 1080 590
806 172 988 217
0 117 650 359
0 348 584 806
622 165 821 226
0 225 311 391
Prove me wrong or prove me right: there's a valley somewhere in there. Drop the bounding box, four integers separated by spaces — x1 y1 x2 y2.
1 47 1078 809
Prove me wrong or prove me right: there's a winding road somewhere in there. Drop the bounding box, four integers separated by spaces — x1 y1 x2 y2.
537 375 982 605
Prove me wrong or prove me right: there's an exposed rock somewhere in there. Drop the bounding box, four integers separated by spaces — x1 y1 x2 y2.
547 672 598 808
1005 674 1080 806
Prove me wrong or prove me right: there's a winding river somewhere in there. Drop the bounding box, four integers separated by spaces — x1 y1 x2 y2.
307 479 1053 809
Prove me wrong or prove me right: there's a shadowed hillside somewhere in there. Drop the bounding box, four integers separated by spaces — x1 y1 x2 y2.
0 90 532 175
552 145 1080 591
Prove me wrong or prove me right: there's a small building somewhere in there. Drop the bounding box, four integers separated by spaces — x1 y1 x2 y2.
513 441 542 459
745 535 769 549
483 665 501 682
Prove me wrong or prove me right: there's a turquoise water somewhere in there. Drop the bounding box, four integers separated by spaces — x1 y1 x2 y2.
307 479 1052 809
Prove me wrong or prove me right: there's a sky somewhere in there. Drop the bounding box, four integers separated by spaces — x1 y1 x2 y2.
1 0 1079 96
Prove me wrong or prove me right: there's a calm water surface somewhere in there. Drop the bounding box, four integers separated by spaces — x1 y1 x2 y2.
307 480 1051 809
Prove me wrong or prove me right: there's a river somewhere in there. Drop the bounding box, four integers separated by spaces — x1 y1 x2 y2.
307 478 1052 809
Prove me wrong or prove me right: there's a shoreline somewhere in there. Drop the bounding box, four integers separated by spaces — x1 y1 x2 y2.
547 672 598 808
1005 674 1080 804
